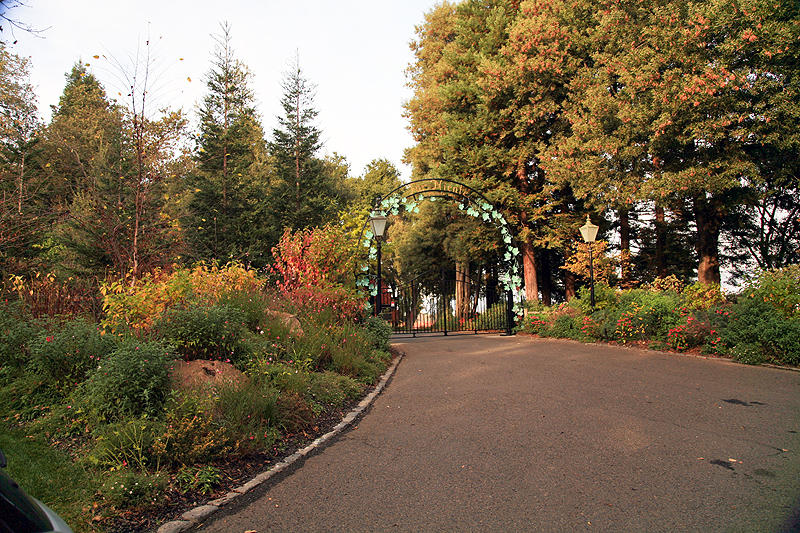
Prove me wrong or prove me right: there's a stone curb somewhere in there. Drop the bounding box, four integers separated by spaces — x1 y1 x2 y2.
156 350 405 533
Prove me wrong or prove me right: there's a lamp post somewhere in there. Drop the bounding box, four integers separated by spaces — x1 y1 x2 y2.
579 215 599 309
369 209 388 316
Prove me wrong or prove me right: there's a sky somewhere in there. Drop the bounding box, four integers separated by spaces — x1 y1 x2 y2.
6 0 441 179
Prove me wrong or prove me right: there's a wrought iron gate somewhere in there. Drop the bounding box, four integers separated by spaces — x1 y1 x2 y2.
378 273 515 336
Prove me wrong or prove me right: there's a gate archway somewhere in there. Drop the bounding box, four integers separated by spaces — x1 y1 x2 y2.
356 179 523 335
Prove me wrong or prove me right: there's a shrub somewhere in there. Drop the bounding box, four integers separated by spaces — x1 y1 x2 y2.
0 300 38 382
306 371 363 410
83 341 177 420
721 295 800 366
26 318 117 396
156 304 249 364
363 315 392 351
87 418 162 471
666 313 718 352
544 308 585 341
217 290 275 332
8 272 102 319
649 275 685 293
746 265 800 319
101 263 265 335
517 311 550 335
176 465 221 495
573 282 619 313
152 392 229 467
215 381 280 453
281 285 365 323
98 469 167 509
681 283 726 310
275 391 314 433
613 289 682 343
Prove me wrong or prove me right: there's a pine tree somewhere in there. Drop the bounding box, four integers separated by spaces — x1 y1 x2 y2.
268 57 341 231
187 22 270 264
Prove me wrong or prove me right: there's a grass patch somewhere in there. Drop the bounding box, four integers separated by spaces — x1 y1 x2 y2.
0 423 96 532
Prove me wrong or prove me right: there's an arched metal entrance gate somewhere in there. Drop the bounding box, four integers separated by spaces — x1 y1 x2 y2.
380 270 515 336
357 179 523 337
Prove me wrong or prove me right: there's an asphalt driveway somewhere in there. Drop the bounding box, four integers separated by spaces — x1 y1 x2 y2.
197 335 800 532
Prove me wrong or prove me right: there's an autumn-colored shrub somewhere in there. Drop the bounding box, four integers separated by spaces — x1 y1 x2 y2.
152 392 230 467
270 225 358 292
269 226 367 322
101 263 264 335
280 285 365 322
681 282 726 310
7 272 103 319
649 275 685 294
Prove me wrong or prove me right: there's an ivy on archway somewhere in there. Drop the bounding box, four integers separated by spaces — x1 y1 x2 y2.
355 180 523 313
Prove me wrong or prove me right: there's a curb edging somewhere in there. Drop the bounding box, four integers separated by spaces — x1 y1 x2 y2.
156 350 404 533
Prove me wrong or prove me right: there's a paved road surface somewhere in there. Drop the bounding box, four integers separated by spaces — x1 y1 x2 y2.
198 335 800 532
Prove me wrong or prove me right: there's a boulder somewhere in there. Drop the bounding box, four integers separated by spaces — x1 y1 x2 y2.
265 310 304 337
170 359 247 393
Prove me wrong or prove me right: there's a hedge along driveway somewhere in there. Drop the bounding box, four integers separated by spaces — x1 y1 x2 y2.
197 335 800 532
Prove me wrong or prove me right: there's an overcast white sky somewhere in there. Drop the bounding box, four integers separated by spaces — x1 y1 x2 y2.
8 0 440 179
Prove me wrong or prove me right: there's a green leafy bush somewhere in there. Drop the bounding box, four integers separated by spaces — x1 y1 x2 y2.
573 282 619 313
613 289 682 343
156 304 249 363
306 371 363 409
88 418 162 471
541 307 586 341
83 341 176 420
217 290 275 332
176 465 221 495
746 265 800 319
363 315 392 351
0 301 38 382
215 381 280 452
26 318 117 395
721 296 800 366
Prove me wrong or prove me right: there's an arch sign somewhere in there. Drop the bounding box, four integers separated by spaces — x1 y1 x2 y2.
355 178 523 314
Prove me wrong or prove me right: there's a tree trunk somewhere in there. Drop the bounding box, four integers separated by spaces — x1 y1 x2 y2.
619 207 631 286
564 269 576 301
539 249 552 306
693 196 722 285
522 240 539 304
455 260 470 323
655 204 667 278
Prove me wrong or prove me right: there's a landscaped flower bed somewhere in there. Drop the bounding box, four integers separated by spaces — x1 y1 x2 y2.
0 246 393 531
516 266 800 368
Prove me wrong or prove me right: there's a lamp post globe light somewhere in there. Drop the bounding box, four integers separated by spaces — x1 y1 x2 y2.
369 209 388 316
579 215 599 309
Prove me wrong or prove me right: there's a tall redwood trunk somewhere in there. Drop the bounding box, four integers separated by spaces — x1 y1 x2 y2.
564 270 576 301
539 250 552 306
654 204 667 278
522 241 539 304
693 196 722 285
517 156 539 304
